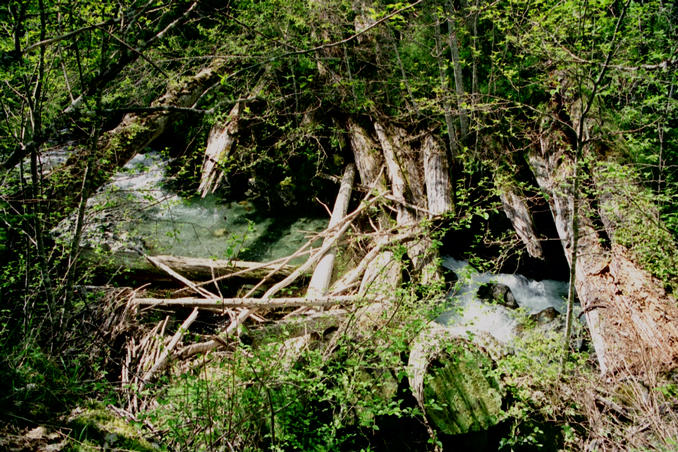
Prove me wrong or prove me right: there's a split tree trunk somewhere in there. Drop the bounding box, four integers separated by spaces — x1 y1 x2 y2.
198 76 267 196
423 134 453 217
530 134 678 374
497 185 544 259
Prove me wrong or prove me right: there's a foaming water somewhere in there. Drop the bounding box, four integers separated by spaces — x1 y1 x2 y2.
437 257 570 343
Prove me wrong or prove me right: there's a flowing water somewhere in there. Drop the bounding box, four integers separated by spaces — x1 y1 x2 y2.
437 257 575 343
65 152 327 262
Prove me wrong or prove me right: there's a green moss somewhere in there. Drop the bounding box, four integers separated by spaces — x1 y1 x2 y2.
423 345 503 435
66 406 158 451
596 162 678 293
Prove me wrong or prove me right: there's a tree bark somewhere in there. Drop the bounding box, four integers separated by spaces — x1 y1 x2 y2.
530 135 678 375
423 134 453 217
346 117 387 190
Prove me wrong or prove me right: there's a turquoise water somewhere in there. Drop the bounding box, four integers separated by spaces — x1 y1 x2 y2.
82 152 327 263
135 197 326 262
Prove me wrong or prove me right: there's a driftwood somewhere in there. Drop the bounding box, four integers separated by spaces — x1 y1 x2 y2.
143 253 217 298
134 295 359 309
306 164 356 298
177 197 374 358
142 308 199 383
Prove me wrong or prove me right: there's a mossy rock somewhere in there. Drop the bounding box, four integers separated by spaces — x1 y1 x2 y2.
423 343 502 435
66 405 158 451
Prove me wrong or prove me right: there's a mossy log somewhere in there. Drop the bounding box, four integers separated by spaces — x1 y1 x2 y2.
408 322 503 436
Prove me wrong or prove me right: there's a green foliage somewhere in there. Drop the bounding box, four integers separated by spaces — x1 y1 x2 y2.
147 283 440 451
595 161 678 291
495 317 590 450
66 404 158 451
0 0 676 449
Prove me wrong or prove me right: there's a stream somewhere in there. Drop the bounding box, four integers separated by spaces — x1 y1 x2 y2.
59 152 326 263
61 151 577 346
437 257 578 343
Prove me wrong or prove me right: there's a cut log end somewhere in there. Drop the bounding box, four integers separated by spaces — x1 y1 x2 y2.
408 323 503 436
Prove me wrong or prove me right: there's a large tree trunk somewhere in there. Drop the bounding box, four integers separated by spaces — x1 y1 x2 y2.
530 133 678 375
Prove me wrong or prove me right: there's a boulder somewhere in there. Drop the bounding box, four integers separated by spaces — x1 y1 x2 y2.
477 283 518 309
530 306 560 325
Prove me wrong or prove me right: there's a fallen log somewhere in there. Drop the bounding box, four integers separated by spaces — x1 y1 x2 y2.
177 197 373 358
143 253 218 298
306 163 356 298
408 322 503 436
134 295 360 309
530 125 678 375
83 249 296 282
